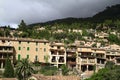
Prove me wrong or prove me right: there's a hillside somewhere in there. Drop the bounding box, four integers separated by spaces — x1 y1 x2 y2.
29 4 120 28
0 4 120 45
93 4 120 19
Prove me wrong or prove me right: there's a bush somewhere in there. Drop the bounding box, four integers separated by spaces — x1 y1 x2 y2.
3 57 14 78
40 65 58 76
60 64 69 75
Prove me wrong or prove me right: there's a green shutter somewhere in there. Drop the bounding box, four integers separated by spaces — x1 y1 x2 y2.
18 47 21 50
27 47 30 51
18 54 21 60
27 55 29 59
44 48 46 52
36 48 38 51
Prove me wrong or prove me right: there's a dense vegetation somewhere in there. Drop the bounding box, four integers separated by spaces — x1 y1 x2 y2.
3 57 15 78
0 4 120 45
15 58 34 80
86 61 120 80
39 64 58 76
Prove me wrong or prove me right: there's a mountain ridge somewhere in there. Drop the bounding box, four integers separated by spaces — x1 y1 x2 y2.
29 4 120 27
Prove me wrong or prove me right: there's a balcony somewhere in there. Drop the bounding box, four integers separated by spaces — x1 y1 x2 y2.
58 52 65 55
51 53 57 55
66 49 76 52
80 55 95 58
88 60 95 64
81 60 87 64
96 56 105 59
77 48 92 53
0 49 13 53
0 57 13 60
67 61 76 65
67 54 76 58
50 48 65 52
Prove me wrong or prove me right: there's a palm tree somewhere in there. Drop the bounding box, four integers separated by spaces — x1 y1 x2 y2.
15 58 34 80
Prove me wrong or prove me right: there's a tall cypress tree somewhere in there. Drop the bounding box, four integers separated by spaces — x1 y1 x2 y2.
3 57 14 78
18 20 27 31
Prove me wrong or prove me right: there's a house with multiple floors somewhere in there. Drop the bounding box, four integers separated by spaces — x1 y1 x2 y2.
0 46 15 68
49 42 66 68
0 37 50 66
0 37 120 74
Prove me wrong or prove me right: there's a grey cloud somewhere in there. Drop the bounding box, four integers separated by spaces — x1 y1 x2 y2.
0 0 120 28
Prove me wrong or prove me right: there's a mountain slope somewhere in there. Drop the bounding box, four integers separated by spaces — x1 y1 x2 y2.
93 4 120 19
28 4 120 28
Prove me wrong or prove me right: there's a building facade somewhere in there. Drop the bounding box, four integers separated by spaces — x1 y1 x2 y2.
49 42 66 68
0 37 50 64
0 37 120 74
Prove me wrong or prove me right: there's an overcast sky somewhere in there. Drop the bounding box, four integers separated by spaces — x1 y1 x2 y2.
0 0 120 28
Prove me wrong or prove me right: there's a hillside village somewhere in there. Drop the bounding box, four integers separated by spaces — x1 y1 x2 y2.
0 4 120 80
0 22 120 79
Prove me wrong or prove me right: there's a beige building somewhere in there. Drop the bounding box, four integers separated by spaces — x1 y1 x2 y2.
0 45 15 68
77 46 95 72
0 37 50 63
0 37 120 74
92 48 106 72
49 42 66 68
106 49 120 64
66 45 77 69
66 44 106 73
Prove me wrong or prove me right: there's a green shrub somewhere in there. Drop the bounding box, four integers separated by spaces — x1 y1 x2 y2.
40 65 58 76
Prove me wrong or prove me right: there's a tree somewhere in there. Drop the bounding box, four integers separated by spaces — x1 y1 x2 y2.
86 66 120 80
107 34 120 45
60 64 69 75
16 58 34 80
18 20 27 31
44 55 50 63
3 57 14 78
4 26 11 37
105 61 115 69
0 30 4 37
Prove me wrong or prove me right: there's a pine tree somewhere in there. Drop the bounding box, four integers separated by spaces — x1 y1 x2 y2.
3 57 14 78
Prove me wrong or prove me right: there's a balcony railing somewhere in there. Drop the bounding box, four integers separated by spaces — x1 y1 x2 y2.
81 60 87 63
67 61 76 65
58 52 65 55
96 56 105 59
88 60 95 63
51 52 57 55
80 55 95 58
0 49 13 53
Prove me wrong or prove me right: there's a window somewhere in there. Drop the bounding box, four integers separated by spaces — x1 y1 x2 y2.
27 47 30 51
27 55 29 59
2 40 5 43
35 55 38 61
57 46 60 49
36 42 38 46
19 41 21 44
36 48 38 51
18 54 21 60
44 48 46 52
44 42 46 45
18 47 21 50
27 41 30 44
